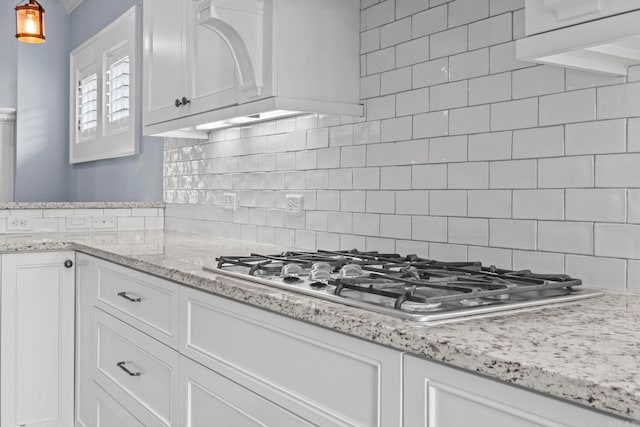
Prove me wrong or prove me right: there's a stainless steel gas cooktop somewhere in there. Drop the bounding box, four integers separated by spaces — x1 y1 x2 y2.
204 250 602 322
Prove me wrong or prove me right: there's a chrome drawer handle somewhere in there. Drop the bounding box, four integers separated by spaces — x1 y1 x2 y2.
117 292 141 303
117 361 141 376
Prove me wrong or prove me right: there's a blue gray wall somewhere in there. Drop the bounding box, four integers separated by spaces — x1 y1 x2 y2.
2 0 162 201
14 0 70 201
67 0 163 202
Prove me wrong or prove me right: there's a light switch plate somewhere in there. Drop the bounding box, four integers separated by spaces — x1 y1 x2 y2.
223 192 237 210
285 195 304 216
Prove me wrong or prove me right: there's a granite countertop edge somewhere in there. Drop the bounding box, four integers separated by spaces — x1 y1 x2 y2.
0 201 165 210
1 238 637 423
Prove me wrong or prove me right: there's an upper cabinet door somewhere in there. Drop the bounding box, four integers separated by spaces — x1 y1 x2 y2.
143 0 188 126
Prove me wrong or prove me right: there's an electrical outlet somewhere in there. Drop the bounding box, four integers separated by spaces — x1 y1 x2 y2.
285 195 303 216
93 216 117 230
66 216 91 230
223 192 237 210
7 217 32 231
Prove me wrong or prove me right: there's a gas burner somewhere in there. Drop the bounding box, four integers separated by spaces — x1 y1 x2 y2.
209 250 602 322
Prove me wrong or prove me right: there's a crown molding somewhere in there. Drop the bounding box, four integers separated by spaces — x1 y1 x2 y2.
60 0 84 14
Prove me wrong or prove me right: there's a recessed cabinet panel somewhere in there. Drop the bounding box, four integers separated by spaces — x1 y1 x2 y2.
181 286 403 427
143 0 187 125
180 355 313 427
188 24 239 115
95 384 145 427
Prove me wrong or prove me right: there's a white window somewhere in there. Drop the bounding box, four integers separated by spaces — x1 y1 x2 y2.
69 6 138 164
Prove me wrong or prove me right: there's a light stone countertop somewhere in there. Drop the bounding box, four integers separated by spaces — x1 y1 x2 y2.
0 201 165 210
0 231 638 423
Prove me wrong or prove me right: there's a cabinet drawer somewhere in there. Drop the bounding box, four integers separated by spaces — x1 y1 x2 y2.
180 286 403 427
95 384 145 427
95 258 179 348
180 355 314 427
94 309 179 427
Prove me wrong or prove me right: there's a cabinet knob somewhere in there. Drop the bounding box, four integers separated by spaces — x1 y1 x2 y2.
64 260 73 268
175 98 182 108
181 96 191 105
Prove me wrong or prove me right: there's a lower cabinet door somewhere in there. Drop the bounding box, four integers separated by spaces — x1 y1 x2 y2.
94 308 180 427
180 355 314 427
0 252 75 427
403 354 626 427
95 384 145 427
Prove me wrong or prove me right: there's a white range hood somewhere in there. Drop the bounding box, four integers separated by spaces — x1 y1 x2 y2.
517 4 640 76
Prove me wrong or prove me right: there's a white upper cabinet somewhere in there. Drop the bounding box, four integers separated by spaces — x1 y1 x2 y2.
517 0 640 75
142 0 362 138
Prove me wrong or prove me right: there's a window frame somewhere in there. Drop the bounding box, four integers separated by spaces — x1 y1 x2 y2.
69 6 139 164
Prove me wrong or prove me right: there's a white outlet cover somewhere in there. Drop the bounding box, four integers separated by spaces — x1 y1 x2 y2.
7 217 32 231
93 216 117 230
223 192 237 210
286 195 304 216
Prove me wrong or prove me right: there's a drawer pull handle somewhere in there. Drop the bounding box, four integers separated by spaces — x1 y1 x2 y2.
117 361 141 376
118 292 141 303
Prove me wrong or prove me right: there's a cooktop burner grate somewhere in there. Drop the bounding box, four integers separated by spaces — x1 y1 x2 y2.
208 249 601 322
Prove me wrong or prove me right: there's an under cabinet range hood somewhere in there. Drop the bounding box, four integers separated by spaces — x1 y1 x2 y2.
517 2 640 76
142 0 362 139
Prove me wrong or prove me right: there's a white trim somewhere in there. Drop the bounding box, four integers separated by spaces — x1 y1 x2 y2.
60 0 84 14
0 108 16 122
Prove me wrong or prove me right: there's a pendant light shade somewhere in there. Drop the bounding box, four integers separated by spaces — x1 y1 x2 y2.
15 0 45 44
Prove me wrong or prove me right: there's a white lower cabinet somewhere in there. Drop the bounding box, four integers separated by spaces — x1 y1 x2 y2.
1 252 75 427
94 384 145 427
403 354 623 427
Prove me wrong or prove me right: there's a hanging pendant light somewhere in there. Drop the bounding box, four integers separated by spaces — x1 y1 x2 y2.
15 0 45 44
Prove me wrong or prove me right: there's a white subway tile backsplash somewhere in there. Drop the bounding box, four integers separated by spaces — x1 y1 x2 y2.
448 49 489 81
597 82 640 119
447 162 489 189
164 5 640 291
413 58 449 88
538 156 594 188
566 255 626 291
381 17 412 48
468 190 511 218
513 190 564 220
490 219 536 250
512 65 565 99
448 0 488 27
595 224 640 259
412 5 448 38
468 131 511 161
396 87 430 116
595 154 640 187
429 136 467 163
412 216 448 242
468 13 511 50
449 217 488 245
512 126 564 159
380 214 412 238
430 81 468 111
412 164 448 189
430 26 468 59
414 111 449 138
396 190 429 214
396 0 430 19
449 105 490 135
491 98 538 131
566 119 626 155
396 36 430 67
539 89 596 126
430 190 467 216
490 159 536 189
538 221 593 255
566 189 626 223
468 73 511 105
